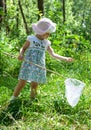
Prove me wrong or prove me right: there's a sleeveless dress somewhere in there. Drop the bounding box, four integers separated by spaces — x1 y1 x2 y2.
18 35 51 83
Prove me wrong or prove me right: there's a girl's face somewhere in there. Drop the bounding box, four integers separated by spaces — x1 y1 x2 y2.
36 33 50 40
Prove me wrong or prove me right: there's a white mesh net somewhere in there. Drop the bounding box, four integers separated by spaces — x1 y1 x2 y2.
65 78 85 107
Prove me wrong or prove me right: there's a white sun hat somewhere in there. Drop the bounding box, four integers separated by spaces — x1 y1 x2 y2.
32 18 56 35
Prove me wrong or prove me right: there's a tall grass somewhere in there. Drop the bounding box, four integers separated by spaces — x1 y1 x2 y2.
0 57 91 130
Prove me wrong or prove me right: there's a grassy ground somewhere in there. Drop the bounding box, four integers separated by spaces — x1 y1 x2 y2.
0 70 91 130
0 52 91 130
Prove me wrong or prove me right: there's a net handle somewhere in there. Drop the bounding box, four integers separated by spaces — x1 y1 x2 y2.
2 52 63 77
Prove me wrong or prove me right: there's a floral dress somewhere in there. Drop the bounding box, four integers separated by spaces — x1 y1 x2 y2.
18 35 51 83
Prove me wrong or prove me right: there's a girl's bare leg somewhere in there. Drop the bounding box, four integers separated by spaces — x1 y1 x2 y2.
13 79 26 97
30 81 38 98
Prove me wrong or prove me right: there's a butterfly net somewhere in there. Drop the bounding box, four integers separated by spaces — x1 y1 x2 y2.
65 78 85 107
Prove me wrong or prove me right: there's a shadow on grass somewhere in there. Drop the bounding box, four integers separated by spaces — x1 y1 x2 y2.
0 97 44 126
0 99 23 126
53 98 73 114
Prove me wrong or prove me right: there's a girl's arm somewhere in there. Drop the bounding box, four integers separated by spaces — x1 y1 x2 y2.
18 40 30 60
47 46 73 62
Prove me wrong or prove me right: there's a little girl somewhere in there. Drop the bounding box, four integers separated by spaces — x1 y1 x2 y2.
11 18 73 100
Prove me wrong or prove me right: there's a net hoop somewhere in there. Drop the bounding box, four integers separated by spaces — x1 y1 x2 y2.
65 78 85 107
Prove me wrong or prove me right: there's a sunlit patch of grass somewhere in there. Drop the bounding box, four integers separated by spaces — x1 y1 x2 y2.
0 86 12 105
0 74 17 90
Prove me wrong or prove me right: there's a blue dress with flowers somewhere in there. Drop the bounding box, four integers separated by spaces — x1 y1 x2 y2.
18 35 51 83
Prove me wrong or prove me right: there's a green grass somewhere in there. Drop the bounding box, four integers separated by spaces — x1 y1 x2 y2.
0 72 91 130
0 53 91 130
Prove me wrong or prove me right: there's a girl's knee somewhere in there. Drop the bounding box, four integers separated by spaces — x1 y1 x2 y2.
18 79 26 86
31 81 38 89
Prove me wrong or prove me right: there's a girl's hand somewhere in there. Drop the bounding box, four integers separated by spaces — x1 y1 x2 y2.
18 54 24 61
65 57 74 62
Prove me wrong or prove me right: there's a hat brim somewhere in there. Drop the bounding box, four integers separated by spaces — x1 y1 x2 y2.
32 23 56 35
32 23 50 35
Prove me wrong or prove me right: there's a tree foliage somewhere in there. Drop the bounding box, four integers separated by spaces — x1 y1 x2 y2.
0 0 91 75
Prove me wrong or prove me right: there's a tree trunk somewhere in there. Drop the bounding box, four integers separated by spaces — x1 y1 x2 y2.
12 0 19 30
0 0 9 31
62 0 66 23
0 0 4 24
37 0 44 19
16 5 19 29
18 0 29 34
